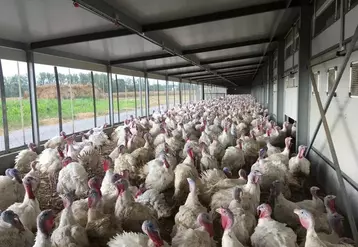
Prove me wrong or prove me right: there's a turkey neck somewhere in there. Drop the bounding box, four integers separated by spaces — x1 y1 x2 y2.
59 205 76 227
34 230 51 247
144 139 150 148
88 206 102 223
185 184 198 206
116 189 134 209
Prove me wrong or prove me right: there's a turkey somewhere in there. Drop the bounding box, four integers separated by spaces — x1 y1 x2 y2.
221 139 245 172
0 168 25 211
56 157 88 197
44 131 67 149
7 175 41 232
135 184 172 219
172 178 207 237
216 207 245 247
51 191 89 247
0 209 35 247
173 148 200 204
33 209 55 247
107 220 170 247
251 203 298 247
199 142 219 171
114 178 157 233
171 213 215 247
14 143 38 174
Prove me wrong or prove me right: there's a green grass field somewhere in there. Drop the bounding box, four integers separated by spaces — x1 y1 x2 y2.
1 94 178 131
1 98 136 130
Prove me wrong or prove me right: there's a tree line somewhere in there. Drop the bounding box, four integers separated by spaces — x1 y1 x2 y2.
3 72 179 98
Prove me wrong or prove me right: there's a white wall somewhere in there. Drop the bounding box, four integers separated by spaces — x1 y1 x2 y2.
284 86 298 120
312 5 358 57
310 50 358 184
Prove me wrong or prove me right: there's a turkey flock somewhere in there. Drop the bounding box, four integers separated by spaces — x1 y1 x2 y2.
0 94 354 247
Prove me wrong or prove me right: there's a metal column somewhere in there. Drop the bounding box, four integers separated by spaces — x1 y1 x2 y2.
179 78 182 105
268 53 274 112
0 60 9 151
145 73 150 116
306 24 358 156
165 75 169 110
310 70 358 245
115 75 120 123
133 76 137 117
156 80 160 110
189 80 192 102
201 82 205 100
26 51 40 145
54 67 63 132
107 65 113 126
139 76 143 117
276 39 285 125
296 0 312 149
91 71 97 127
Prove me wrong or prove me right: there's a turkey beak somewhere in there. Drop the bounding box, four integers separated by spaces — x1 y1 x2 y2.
13 215 25 232
215 208 222 214
293 209 300 216
256 207 261 216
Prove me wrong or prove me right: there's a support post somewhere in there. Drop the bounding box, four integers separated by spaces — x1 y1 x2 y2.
296 0 312 149
26 51 40 145
115 75 120 123
173 81 176 106
157 79 160 110
0 60 9 151
165 75 169 110
306 24 358 156
91 71 97 127
201 82 205 100
54 67 63 132
189 81 192 102
133 76 137 117
310 69 358 245
139 76 143 117
179 78 183 104
268 53 274 112
276 39 285 125
145 73 150 116
107 66 113 126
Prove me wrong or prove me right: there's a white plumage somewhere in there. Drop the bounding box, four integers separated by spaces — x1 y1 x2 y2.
56 158 88 197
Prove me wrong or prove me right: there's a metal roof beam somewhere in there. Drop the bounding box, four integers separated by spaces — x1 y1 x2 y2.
185 69 257 79
182 37 274 54
215 65 262 73
110 38 273 65
146 63 194 72
74 0 237 86
31 29 133 49
148 57 263 72
219 69 257 76
201 53 266 65
212 61 263 70
195 72 254 81
167 61 263 76
110 53 173 64
179 67 259 78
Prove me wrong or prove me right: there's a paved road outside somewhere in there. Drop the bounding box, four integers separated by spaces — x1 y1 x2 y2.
1 105 166 151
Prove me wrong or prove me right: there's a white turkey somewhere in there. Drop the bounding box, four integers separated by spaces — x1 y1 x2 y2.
14 143 38 174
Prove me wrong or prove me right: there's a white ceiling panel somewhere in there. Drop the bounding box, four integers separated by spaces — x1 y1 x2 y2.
0 0 115 43
49 35 163 61
104 0 281 24
160 11 281 48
